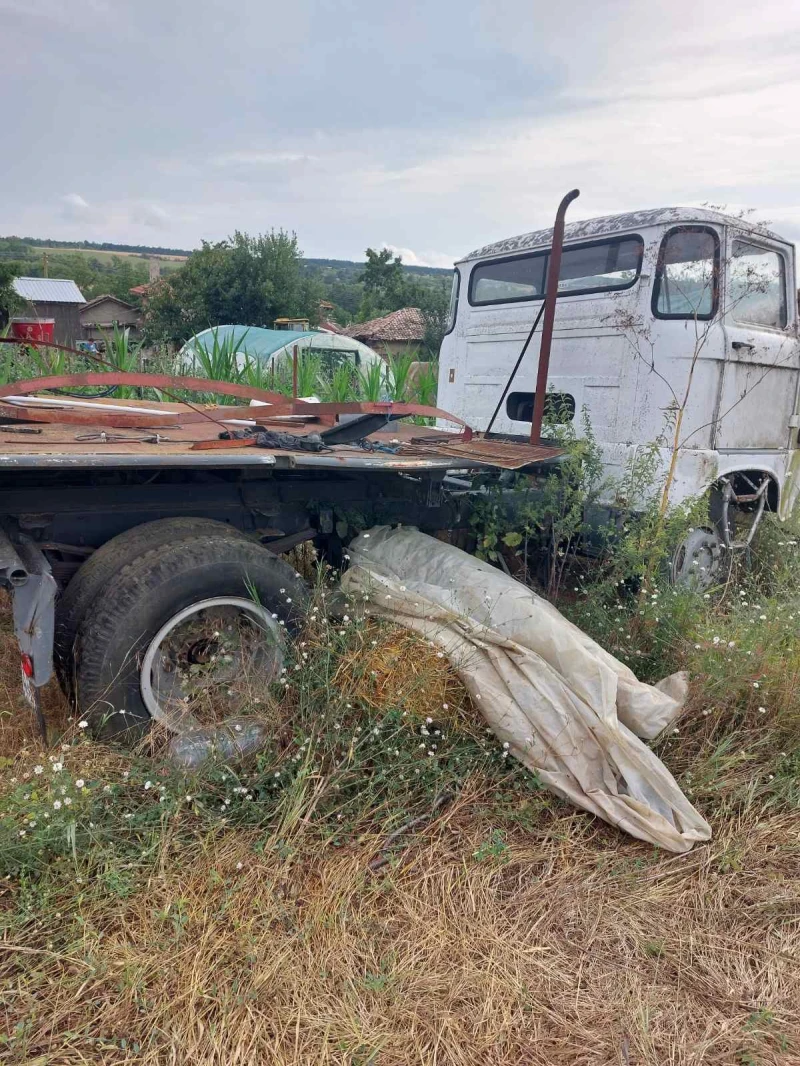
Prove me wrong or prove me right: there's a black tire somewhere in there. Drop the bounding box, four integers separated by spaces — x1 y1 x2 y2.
74 534 308 742
55 518 248 693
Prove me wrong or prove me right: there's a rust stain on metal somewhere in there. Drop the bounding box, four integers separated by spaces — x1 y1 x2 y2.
190 437 258 452
403 437 564 470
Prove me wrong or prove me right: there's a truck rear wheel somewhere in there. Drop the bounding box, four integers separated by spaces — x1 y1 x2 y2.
55 517 248 695
74 534 308 743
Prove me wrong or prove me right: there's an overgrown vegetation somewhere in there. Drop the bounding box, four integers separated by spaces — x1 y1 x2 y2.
0 333 440 412
0 511 798 1061
0 278 798 1059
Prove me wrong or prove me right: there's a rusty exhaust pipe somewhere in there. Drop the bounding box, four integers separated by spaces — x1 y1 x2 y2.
529 189 580 445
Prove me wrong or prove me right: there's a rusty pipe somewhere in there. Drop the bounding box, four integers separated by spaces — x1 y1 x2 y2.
530 188 580 445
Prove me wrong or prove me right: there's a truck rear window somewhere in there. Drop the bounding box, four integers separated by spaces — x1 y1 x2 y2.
468 236 643 306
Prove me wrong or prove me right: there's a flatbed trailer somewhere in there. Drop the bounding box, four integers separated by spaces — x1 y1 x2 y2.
0 379 557 741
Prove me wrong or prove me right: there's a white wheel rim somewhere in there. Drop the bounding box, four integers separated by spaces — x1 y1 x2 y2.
140 596 283 732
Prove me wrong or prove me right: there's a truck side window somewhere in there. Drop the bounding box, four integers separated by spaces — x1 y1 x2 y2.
444 269 460 335
730 241 787 329
653 226 719 320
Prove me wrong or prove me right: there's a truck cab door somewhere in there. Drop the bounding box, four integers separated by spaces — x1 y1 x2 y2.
714 236 799 451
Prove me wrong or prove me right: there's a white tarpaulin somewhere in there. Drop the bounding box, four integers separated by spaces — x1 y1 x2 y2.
341 526 711 854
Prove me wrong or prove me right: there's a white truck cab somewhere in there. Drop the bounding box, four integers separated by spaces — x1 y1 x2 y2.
438 207 800 574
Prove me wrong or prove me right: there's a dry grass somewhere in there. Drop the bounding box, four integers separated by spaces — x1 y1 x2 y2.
0 597 799 1064
2 806 798 1064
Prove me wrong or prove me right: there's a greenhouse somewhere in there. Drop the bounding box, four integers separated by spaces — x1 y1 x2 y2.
179 325 383 375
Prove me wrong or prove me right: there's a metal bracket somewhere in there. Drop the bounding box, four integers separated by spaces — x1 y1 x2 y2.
11 539 57 687
717 475 770 550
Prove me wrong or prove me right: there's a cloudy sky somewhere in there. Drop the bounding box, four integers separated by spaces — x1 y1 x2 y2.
3 0 800 266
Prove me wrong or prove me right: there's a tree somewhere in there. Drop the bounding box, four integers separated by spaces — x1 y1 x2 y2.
143 230 317 345
0 262 21 327
360 247 406 310
417 278 451 357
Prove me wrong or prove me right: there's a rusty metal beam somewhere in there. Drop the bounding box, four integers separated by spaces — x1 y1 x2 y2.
0 371 475 438
0 371 293 406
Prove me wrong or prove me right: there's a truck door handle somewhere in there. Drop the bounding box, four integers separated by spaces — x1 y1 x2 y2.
731 341 754 351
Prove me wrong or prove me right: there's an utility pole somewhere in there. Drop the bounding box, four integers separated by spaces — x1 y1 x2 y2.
42 252 48 278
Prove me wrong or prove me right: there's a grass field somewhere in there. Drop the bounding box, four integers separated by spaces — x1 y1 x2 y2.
34 246 186 271
0 532 799 1064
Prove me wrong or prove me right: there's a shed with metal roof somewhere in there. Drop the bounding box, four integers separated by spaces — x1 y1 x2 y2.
11 276 87 345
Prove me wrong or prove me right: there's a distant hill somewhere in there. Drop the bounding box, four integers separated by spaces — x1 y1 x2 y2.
4 236 190 258
0 235 451 323
0 238 452 278
304 257 450 279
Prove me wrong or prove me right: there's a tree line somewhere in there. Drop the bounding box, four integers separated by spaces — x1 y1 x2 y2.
0 231 452 357
142 232 450 354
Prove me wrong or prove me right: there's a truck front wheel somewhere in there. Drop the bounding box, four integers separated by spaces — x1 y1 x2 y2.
74 534 308 743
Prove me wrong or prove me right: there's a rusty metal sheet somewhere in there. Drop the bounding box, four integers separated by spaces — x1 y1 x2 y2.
403 437 564 470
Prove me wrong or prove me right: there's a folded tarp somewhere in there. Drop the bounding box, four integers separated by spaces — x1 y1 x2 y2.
341 526 711 854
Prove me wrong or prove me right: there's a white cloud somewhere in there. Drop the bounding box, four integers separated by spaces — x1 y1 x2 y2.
211 151 314 168
59 192 103 225
129 202 170 229
6 0 800 262
62 192 90 212
381 244 455 270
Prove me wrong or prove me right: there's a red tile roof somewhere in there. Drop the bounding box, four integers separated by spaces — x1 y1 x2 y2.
344 307 425 342
318 318 346 335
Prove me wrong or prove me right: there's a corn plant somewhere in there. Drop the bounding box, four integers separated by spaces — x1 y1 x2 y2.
295 351 322 398
188 328 251 392
385 350 416 401
241 356 275 393
356 359 385 402
24 342 68 377
100 323 145 398
0 342 15 386
323 362 357 402
412 361 439 407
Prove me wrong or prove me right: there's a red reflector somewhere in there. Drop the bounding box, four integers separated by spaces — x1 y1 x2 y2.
21 654 34 678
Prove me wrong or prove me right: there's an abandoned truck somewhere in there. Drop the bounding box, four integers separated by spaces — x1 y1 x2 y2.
0 192 797 742
438 203 800 582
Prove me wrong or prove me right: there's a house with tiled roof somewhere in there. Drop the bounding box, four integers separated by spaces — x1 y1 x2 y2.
344 307 426 356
